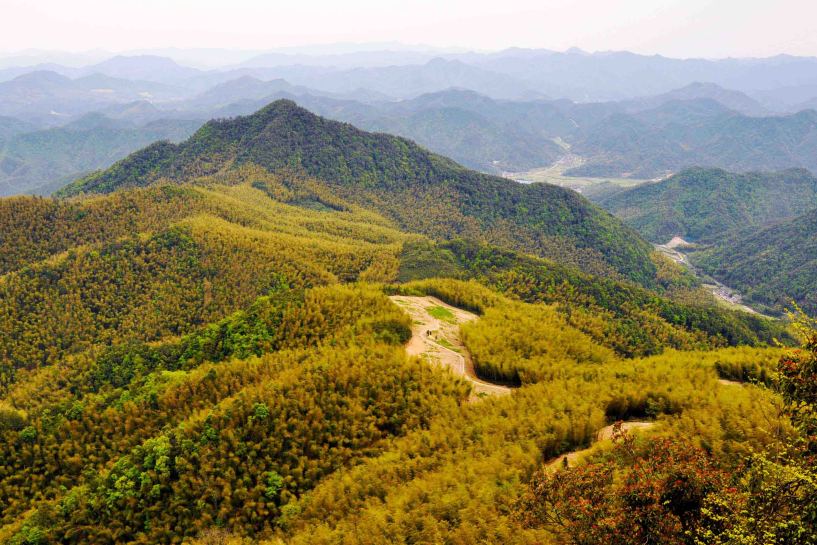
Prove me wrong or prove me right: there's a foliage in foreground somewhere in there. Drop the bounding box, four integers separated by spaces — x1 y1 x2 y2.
516 307 817 545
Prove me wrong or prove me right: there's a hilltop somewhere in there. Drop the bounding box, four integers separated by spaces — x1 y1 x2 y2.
60 99 659 285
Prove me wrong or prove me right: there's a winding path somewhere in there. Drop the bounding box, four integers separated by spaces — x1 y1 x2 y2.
390 295 661 470
389 295 511 398
546 421 655 471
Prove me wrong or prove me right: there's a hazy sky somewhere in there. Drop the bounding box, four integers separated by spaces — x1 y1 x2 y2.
1 0 815 59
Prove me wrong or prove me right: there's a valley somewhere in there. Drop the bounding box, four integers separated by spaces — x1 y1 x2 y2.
655 237 759 314
507 153 646 197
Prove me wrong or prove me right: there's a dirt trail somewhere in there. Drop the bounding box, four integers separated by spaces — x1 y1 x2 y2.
546 421 655 471
390 296 658 468
717 378 743 386
389 295 511 398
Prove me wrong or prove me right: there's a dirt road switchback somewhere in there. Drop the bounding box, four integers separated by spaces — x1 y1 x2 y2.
389 295 512 398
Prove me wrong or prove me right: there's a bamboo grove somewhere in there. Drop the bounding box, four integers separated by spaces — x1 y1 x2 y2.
1 112 814 544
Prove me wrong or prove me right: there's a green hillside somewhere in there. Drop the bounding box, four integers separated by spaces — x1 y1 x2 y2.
0 170 801 544
596 167 817 243
567 104 817 178
2 99 813 545
59 99 658 285
692 207 817 314
362 105 564 173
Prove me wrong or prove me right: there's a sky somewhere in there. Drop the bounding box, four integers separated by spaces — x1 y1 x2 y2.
1 0 815 60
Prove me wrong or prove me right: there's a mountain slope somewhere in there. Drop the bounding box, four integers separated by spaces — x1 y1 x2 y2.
691 207 817 314
60 99 658 285
360 104 564 173
596 167 817 242
0 116 38 141
0 116 201 196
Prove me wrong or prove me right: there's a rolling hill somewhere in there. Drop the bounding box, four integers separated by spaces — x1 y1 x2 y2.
359 102 564 173
595 167 817 242
60 99 658 285
277 57 544 100
566 101 817 178
0 70 185 123
620 82 769 116
0 116 38 141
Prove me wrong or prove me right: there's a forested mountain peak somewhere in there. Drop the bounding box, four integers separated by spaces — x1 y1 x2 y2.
60 99 659 286
623 82 769 116
60 98 448 193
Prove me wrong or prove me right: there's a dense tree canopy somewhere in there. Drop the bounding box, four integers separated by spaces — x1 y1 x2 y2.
0 101 806 545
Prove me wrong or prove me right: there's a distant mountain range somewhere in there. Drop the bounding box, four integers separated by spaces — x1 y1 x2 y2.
565 101 817 178
290 90 817 177
166 87 817 177
619 82 769 117
5 47 817 195
455 49 817 107
7 81 817 195
7 49 817 108
0 70 184 123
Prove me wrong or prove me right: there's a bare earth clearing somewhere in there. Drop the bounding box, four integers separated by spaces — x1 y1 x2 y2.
389 295 511 398
506 153 645 193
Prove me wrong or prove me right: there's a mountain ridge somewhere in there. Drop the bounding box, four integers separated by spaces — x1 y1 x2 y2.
60 99 659 286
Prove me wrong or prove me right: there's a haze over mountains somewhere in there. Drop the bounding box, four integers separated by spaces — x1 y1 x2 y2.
10 47 817 106
6 46 817 195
